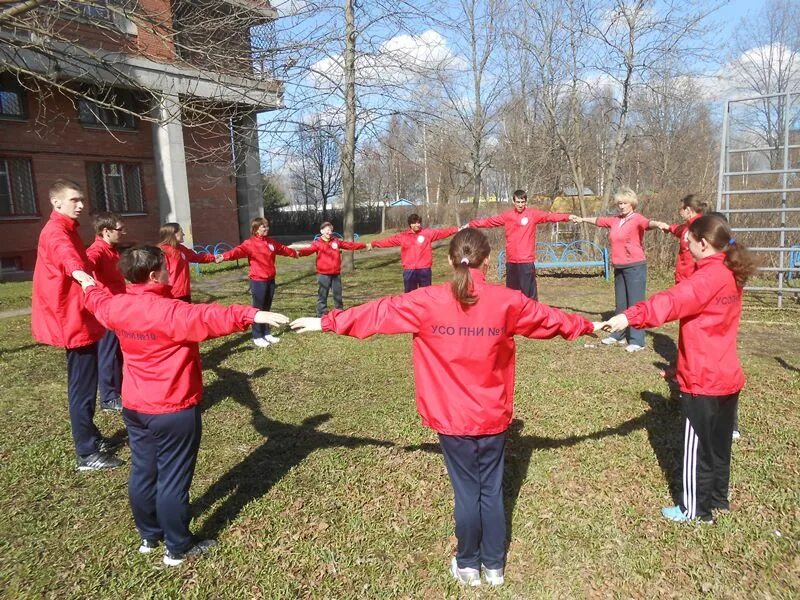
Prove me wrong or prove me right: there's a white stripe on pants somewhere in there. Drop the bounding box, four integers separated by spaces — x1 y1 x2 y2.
682 419 699 519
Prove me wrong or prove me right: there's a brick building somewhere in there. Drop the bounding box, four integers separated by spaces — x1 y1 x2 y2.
0 0 282 276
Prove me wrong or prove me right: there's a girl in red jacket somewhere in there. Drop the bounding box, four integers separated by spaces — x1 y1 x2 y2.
215 217 298 347
82 246 289 565
158 222 215 302
603 215 756 524
291 228 600 587
653 194 708 283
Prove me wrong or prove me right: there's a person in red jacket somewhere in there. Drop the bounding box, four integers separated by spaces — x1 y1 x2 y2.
158 222 215 302
577 187 662 352
86 212 127 411
367 213 458 292
294 221 367 316
603 215 756 524
82 245 289 566
215 216 298 347
31 179 123 471
468 189 579 300
291 228 600 587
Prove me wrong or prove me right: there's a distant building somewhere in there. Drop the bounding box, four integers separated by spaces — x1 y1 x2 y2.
0 0 282 276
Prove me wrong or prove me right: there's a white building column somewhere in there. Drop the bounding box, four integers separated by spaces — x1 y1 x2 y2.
233 112 264 242
151 94 194 246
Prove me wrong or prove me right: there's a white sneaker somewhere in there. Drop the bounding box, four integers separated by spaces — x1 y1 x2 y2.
732 430 741 440
601 337 623 346
253 338 270 348
481 564 505 586
263 334 281 344
450 557 481 586
625 344 644 353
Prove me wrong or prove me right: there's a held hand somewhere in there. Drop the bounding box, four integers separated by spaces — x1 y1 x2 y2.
214 254 224 263
650 221 669 232
254 311 290 328
366 242 373 251
591 321 605 333
290 317 322 333
569 214 582 224
604 314 629 333
459 223 469 231
79 276 97 292
72 270 94 286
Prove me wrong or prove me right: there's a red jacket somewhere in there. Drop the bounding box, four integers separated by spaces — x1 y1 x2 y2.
297 237 366 275
371 227 458 269
469 209 570 263
668 214 701 282
86 237 126 294
321 270 593 435
31 212 105 348
624 253 744 396
595 212 650 266
159 244 215 299
84 283 258 414
221 236 296 281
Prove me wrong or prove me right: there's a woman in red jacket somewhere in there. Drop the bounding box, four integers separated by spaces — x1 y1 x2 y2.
82 246 289 566
215 217 298 347
654 194 708 283
291 229 600 587
158 222 215 302
603 215 756 524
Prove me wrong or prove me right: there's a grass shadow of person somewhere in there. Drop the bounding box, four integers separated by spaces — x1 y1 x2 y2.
402 412 651 549
193 333 394 541
775 356 800 373
640 391 683 505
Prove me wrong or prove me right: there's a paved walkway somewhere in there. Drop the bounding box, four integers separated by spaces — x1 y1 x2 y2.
0 307 31 319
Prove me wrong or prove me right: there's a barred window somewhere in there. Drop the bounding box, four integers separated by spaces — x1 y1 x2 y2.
0 158 37 216
78 87 137 129
0 73 25 118
87 162 145 214
81 0 114 22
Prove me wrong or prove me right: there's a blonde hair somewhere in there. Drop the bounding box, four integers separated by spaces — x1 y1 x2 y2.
614 187 639 209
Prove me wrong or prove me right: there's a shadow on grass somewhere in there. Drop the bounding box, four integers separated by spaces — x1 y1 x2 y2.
193 334 394 540
402 411 658 548
641 391 682 505
0 342 40 355
775 356 800 373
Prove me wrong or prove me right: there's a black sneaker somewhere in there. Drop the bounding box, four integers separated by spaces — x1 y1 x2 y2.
101 397 123 412
138 539 160 554
96 434 127 454
163 539 218 566
76 451 123 471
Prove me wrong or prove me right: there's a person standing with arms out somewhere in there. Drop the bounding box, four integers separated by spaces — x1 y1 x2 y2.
31 179 123 470
603 215 756 523
653 194 708 283
82 246 289 565
367 213 458 292
86 212 127 412
467 189 579 300
291 229 600 586
294 221 367 316
214 217 298 347
576 187 662 352
158 222 215 302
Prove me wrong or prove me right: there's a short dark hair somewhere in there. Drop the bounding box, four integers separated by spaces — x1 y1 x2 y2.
93 212 122 235
49 178 83 199
320 221 333 230
513 189 527 201
119 245 165 284
407 213 422 226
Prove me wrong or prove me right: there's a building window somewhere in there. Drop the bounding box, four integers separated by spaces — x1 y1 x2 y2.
0 256 22 272
80 0 114 22
78 88 138 129
0 158 37 216
87 162 145 214
0 73 26 119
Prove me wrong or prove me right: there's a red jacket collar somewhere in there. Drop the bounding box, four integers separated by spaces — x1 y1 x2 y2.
126 283 173 297
696 252 726 269
51 210 79 231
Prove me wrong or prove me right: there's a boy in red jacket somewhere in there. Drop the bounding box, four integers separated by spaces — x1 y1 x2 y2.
603 215 756 524
468 189 579 300
86 212 127 411
31 179 123 471
295 221 366 316
215 216 298 347
292 229 600 587
367 213 457 292
82 245 288 565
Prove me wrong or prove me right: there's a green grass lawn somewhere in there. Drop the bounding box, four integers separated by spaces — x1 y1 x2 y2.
0 244 798 598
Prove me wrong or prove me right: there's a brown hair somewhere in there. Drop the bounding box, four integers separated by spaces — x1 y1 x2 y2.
319 221 333 231
158 222 181 248
407 213 422 226
119 245 165 284
93 212 121 235
688 214 757 288
251 216 269 236
680 194 708 214
49 178 83 199
513 189 527 201
449 228 491 306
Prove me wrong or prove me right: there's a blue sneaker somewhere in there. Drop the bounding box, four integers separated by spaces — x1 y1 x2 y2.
661 505 713 524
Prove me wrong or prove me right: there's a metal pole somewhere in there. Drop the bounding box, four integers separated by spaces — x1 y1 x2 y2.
779 90 791 307
716 99 730 213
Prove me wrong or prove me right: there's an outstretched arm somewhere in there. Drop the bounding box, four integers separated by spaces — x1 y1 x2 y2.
513 296 596 340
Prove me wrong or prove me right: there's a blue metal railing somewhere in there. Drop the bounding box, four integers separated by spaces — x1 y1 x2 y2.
497 240 609 280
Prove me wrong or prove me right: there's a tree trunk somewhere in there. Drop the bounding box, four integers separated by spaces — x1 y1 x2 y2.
341 0 357 272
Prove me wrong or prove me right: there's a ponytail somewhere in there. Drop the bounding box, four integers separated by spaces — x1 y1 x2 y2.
688 215 758 288
681 194 708 215
449 228 491 306
159 222 181 248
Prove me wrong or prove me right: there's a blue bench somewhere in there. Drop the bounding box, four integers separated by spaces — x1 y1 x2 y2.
788 244 800 281
192 242 237 274
497 240 609 281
